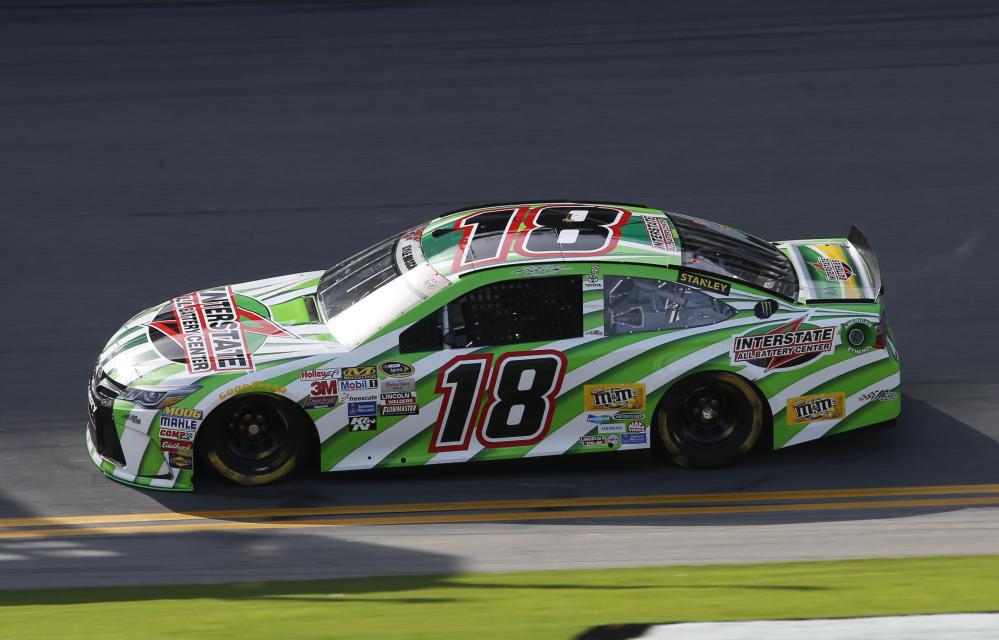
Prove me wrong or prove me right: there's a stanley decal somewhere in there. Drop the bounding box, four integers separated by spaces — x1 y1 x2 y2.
677 269 731 295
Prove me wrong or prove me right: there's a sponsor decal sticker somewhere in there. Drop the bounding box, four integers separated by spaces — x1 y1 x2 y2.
587 414 612 424
348 401 377 417
786 392 847 425
380 404 419 417
584 384 646 411
348 416 377 432
382 393 417 405
309 379 338 398
304 397 338 409
844 318 876 355
591 265 600 274
598 424 625 433
583 328 604 337
859 389 898 402
160 406 203 430
809 256 855 281
732 317 837 371
754 300 778 319
583 274 603 291
641 215 678 253
343 366 377 380
218 381 287 400
339 379 379 393
146 287 293 374
613 412 645 421
677 269 731 296
168 451 194 470
159 439 192 453
627 421 646 433
607 434 619 446
381 378 416 394
300 368 340 380
579 435 607 446
622 433 648 445
511 264 572 276
378 360 416 378
159 428 196 442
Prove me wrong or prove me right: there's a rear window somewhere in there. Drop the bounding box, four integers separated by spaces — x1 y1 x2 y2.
669 214 798 300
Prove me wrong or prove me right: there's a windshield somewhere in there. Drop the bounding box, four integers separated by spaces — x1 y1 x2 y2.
668 214 798 300
317 225 450 350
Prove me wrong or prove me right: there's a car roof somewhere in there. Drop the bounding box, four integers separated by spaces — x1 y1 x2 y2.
416 202 683 279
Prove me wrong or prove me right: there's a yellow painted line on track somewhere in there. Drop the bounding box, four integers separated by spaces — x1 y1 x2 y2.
2 483 999 530
1 492 999 540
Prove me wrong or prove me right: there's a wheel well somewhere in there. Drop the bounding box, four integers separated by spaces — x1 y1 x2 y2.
653 370 774 437
195 392 321 455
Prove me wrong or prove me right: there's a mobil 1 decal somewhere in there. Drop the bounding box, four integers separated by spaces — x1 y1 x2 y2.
732 316 838 371
430 350 567 452
146 288 294 374
451 205 630 273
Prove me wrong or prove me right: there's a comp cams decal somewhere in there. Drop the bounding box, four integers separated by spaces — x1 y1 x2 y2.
146 287 293 374
732 317 837 371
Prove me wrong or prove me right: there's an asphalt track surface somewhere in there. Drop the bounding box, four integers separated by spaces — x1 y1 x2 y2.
1 0 998 590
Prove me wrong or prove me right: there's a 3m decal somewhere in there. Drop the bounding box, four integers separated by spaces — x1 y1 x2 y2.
347 401 377 417
627 421 646 433
732 317 837 371
598 424 625 433
378 360 415 378
380 404 419 417
309 380 338 397
430 351 567 452
304 397 338 409
300 368 340 380
168 452 193 470
450 205 630 273
809 257 855 281
146 287 292 374
381 378 416 394
641 215 678 253
786 392 847 425
859 389 898 402
348 416 377 432
160 406 202 430
159 439 192 453
159 428 195 442
677 269 731 296
584 384 646 411
343 366 377 380
579 435 607 446
218 381 287 400
622 433 647 445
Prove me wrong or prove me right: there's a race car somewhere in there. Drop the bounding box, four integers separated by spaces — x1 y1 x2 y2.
87 201 900 490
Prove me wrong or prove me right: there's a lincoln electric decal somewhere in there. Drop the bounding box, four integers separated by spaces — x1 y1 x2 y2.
147 287 293 374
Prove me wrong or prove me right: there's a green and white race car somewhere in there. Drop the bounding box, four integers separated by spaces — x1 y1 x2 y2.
88 201 900 490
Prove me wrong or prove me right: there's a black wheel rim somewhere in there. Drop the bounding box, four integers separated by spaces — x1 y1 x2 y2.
221 402 289 468
678 386 739 446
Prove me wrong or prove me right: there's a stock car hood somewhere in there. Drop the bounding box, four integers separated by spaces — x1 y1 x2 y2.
99 271 346 387
780 240 879 302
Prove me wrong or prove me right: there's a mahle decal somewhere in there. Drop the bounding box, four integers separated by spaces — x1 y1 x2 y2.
584 384 646 411
786 392 847 425
732 317 837 371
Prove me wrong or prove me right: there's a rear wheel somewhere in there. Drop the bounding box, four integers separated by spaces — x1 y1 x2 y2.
653 371 764 469
197 394 312 485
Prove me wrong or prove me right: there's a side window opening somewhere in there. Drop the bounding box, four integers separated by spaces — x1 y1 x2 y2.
605 275 737 336
448 276 582 348
399 307 444 354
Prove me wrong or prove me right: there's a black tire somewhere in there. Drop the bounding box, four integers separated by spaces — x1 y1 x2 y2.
197 394 313 486
653 371 765 469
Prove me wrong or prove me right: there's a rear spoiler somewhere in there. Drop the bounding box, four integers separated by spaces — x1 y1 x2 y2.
848 225 883 299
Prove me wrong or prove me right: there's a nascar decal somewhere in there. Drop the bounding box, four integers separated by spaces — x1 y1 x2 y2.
583 384 646 411
786 392 847 425
146 287 293 374
641 215 677 253
731 316 837 371
378 360 415 378
809 256 855 282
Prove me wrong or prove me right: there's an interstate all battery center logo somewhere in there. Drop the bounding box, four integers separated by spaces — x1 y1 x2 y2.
732 316 836 371
147 287 292 374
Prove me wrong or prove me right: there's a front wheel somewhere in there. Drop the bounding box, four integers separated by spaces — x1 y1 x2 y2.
653 371 765 469
197 394 312 486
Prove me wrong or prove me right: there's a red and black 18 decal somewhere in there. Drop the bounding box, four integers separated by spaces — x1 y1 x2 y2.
430 351 567 452
451 205 630 273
